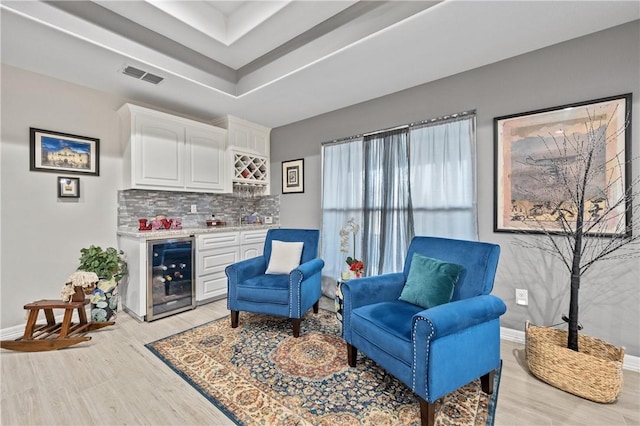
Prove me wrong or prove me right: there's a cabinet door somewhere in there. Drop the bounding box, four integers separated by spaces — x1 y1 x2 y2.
240 230 267 260
241 243 263 260
228 125 250 151
196 246 240 301
134 114 185 188
186 125 228 192
250 128 269 157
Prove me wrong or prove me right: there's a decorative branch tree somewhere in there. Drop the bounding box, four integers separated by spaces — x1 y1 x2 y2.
516 106 639 352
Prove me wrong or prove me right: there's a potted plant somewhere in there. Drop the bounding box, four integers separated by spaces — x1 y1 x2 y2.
516 105 639 402
339 217 364 278
77 245 128 322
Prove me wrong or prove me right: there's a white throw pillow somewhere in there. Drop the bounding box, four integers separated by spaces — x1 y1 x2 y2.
265 240 304 274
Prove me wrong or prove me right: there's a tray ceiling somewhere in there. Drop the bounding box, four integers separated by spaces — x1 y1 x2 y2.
1 1 638 127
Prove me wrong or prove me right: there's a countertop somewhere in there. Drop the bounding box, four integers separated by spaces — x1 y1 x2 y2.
117 223 280 239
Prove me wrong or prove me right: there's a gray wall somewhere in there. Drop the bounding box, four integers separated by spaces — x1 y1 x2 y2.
270 21 640 355
0 65 237 330
1 65 126 329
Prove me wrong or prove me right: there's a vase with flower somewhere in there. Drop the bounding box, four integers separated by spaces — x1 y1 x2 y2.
340 217 364 279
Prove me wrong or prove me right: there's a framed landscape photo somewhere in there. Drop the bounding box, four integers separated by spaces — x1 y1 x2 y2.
282 158 304 194
57 176 80 198
494 93 631 236
30 128 100 176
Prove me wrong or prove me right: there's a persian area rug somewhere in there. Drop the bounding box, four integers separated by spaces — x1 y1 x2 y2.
146 310 501 425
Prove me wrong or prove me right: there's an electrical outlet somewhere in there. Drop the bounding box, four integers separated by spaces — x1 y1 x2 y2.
516 289 528 306
190 204 197 214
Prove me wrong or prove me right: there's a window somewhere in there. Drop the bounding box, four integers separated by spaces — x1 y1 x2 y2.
321 114 476 282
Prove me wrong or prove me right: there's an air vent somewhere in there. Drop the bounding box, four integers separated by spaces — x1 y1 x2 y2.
122 65 164 85
141 73 164 85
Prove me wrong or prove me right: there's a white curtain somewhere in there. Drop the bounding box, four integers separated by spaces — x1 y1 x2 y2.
409 116 477 240
320 139 364 296
320 114 476 296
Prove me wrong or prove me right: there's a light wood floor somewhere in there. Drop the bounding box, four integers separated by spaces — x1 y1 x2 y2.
1 298 638 425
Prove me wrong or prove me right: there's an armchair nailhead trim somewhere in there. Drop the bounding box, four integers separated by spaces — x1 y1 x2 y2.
412 316 435 400
289 271 304 318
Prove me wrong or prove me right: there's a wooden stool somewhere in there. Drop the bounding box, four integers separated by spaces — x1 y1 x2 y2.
0 299 114 352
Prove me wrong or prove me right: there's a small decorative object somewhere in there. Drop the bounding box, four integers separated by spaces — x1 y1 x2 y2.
282 158 304 194
30 128 99 176
138 218 152 231
60 271 99 302
77 245 128 322
57 176 80 198
340 217 364 278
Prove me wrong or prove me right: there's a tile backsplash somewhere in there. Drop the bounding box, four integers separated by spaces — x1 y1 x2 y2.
118 189 280 228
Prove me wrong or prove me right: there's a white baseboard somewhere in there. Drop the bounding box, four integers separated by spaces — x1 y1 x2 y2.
500 326 640 373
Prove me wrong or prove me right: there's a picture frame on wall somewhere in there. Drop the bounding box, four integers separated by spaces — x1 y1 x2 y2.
494 93 631 236
282 158 304 194
57 176 80 198
30 128 100 176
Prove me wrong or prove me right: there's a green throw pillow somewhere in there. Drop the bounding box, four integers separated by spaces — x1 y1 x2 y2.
399 253 464 309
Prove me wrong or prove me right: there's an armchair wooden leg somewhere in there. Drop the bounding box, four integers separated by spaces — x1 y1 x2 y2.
346 343 357 367
480 370 495 394
292 318 301 338
313 300 319 313
418 398 436 426
230 310 239 328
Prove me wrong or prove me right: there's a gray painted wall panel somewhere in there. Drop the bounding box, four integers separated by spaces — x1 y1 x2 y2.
270 21 640 355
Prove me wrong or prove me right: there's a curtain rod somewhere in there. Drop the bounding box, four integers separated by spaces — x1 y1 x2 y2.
322 109 476 146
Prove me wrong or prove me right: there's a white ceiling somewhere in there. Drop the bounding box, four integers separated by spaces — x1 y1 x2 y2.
1 1 638 128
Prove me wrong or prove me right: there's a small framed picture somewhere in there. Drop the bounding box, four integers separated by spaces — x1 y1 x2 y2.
282 158 304 194
30 128 100 176
57 176 80 198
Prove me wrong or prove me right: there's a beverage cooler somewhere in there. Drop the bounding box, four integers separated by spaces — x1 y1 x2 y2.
147 237 195 321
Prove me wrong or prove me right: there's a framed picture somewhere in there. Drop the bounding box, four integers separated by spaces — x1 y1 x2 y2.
282 158 304 194
494 93 631 236
57 176 80 198
30 128 100 176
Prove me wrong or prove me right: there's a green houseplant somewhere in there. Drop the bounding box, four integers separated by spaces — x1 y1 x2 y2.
78 245 128 322
513 99 639 402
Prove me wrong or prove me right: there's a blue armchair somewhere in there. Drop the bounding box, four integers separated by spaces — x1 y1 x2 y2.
342 236 506 426
225 228 324 337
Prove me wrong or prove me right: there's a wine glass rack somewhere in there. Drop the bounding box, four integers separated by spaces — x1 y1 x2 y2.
233 153 268 186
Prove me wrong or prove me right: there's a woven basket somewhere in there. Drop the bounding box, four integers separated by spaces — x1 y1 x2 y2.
525 321 624 403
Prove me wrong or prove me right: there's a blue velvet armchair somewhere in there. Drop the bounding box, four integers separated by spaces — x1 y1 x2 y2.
342 236 506 426
225 228 324 337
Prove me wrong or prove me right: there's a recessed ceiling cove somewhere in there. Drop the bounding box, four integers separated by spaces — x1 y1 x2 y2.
1 1 638 128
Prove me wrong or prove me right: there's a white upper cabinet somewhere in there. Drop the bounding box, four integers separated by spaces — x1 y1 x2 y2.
186 125 227 192
119 104 230 193
212 115 271 195
211 115 270 157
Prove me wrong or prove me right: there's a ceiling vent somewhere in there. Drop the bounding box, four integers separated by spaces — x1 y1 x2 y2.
122 65 164 85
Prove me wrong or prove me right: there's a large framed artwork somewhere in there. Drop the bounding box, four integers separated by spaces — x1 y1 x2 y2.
282 158 304 194
30 128 100 176
494 94 632 236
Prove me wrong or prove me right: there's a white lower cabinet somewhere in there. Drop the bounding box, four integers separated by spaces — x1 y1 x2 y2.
196 229 268 303
240 229 268 260
197 245 239 302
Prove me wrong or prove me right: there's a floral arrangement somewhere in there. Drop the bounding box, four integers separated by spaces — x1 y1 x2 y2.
340 217 364 278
